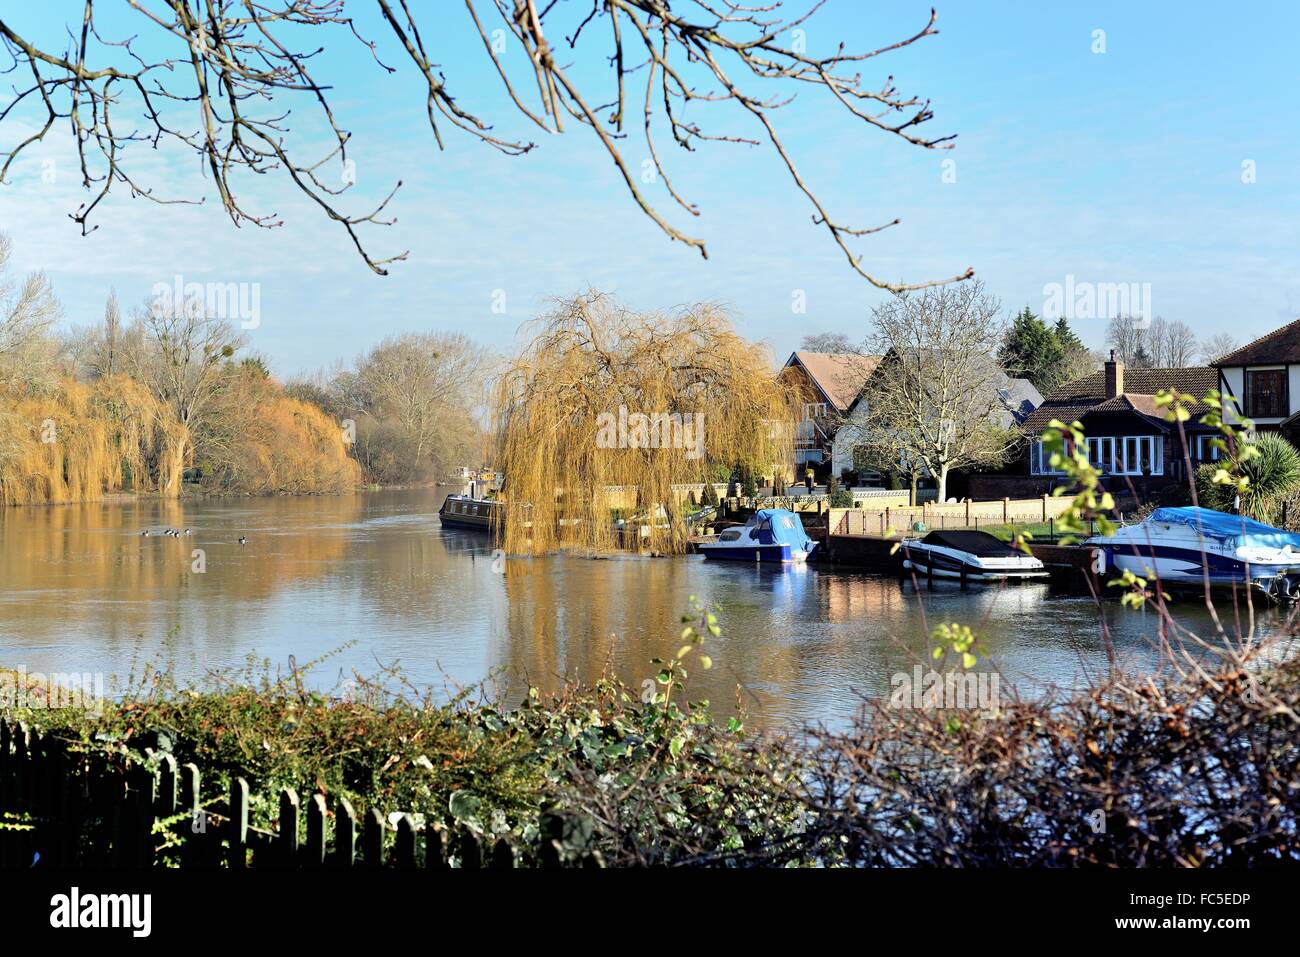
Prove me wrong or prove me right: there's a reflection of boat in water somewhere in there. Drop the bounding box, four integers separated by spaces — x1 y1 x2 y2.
1086 506 1300 600
437 495 501 533
900 530 1048 581
697 508 818 563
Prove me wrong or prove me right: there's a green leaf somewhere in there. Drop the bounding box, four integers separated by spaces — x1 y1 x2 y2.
448 790 481 822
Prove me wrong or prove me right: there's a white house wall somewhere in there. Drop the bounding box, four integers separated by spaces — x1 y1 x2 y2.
831 403 871 476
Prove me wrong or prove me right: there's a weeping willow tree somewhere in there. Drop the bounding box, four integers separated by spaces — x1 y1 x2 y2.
0 376 181 505
493 293 794 555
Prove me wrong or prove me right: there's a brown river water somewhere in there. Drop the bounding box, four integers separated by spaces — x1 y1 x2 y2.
0 487 1288 730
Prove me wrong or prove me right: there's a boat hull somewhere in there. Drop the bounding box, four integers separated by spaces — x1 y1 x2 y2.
1085 507 1300 600
438 495 501 535
698 542 814 563
897 531 1049 582
1099 545 1300 589
901 548 1048 581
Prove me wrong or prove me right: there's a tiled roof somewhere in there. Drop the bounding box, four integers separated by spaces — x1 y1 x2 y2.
1021 366 1219 434
1044 366 1219 402
1214 317 1300 366
786 352 880 411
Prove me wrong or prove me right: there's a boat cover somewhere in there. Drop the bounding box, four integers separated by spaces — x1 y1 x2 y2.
919 529 1019 556
749 509 815 549
1147 506 1300 550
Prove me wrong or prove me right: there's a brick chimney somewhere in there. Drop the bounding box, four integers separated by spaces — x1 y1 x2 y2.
1104 350 1124 399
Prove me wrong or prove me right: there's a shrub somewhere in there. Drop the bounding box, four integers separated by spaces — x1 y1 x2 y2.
792 646 1300 866
827 476 853 507
1195 432 1300 524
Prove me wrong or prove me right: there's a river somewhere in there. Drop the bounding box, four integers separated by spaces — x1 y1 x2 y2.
0 487 1285 730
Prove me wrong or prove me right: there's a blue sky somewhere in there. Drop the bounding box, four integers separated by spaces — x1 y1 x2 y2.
2 1 1297 376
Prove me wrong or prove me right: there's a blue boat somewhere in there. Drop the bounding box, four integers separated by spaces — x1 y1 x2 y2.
1086 506 1300 599
697 508 819 563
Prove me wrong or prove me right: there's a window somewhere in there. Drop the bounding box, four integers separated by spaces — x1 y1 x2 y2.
1087 437 1115 474
1030 439 1071 475
1246 368 1288 418
1033 436 1162 476
802 401 829 420
1113 436 1163 475
1195 434 1222 462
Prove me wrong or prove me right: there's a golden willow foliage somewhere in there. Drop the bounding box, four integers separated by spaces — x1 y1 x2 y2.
0 371 359 505
492 293 794 555
0 376 181 506
204 390 361 495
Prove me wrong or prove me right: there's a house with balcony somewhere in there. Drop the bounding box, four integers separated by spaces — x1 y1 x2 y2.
1213 317 1300 436
777 351 879 476
968 354 1220 501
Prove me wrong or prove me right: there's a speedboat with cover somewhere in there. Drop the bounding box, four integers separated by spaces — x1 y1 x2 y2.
697 508 818 563
900 529 1049 581
1086 506 1300 599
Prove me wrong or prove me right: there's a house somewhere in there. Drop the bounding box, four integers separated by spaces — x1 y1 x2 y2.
777 351 879 474
1214 317 1300 439
968 354 1220 500
828 358 1041 483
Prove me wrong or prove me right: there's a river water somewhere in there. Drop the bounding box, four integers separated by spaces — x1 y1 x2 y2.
0 488 1286 730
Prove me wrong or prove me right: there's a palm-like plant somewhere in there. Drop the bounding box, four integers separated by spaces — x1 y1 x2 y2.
1196 432 1300 524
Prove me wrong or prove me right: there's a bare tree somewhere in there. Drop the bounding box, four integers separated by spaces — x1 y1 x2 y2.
0 232 60 389
333 332 487 482
1200 332 1240 364
858 281 1016 501
799 332 858 354
0 3 970 291
67 290 125 381
1146 316 1198 368
1105 315 1151 367
129 296 243 494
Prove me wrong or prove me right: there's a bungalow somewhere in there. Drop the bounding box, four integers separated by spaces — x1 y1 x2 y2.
1214 316 1300 439
968 355 1220 500
777 351 879 474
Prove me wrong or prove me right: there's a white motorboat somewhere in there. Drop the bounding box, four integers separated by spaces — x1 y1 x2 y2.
900 530 1048 581
697 508 819 563
1086 506 1300 599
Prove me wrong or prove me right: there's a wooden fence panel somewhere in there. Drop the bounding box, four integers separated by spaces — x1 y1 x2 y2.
0 719 600 869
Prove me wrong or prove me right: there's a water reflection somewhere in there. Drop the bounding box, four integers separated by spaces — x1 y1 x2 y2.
0 488 1288 730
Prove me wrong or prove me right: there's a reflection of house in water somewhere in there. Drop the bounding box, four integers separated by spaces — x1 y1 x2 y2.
821 571 916 626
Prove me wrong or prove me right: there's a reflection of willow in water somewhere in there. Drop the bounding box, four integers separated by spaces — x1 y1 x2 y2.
498 557 824 726
0 496 363 647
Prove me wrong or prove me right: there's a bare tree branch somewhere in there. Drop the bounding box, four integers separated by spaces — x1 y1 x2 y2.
0 2 970 290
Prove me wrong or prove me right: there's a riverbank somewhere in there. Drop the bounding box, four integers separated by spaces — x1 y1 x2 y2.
0 481 451 509
3 625 1297 866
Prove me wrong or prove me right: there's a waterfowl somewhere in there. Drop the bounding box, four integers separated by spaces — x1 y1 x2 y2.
141 530 150 537
238 536 247 545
